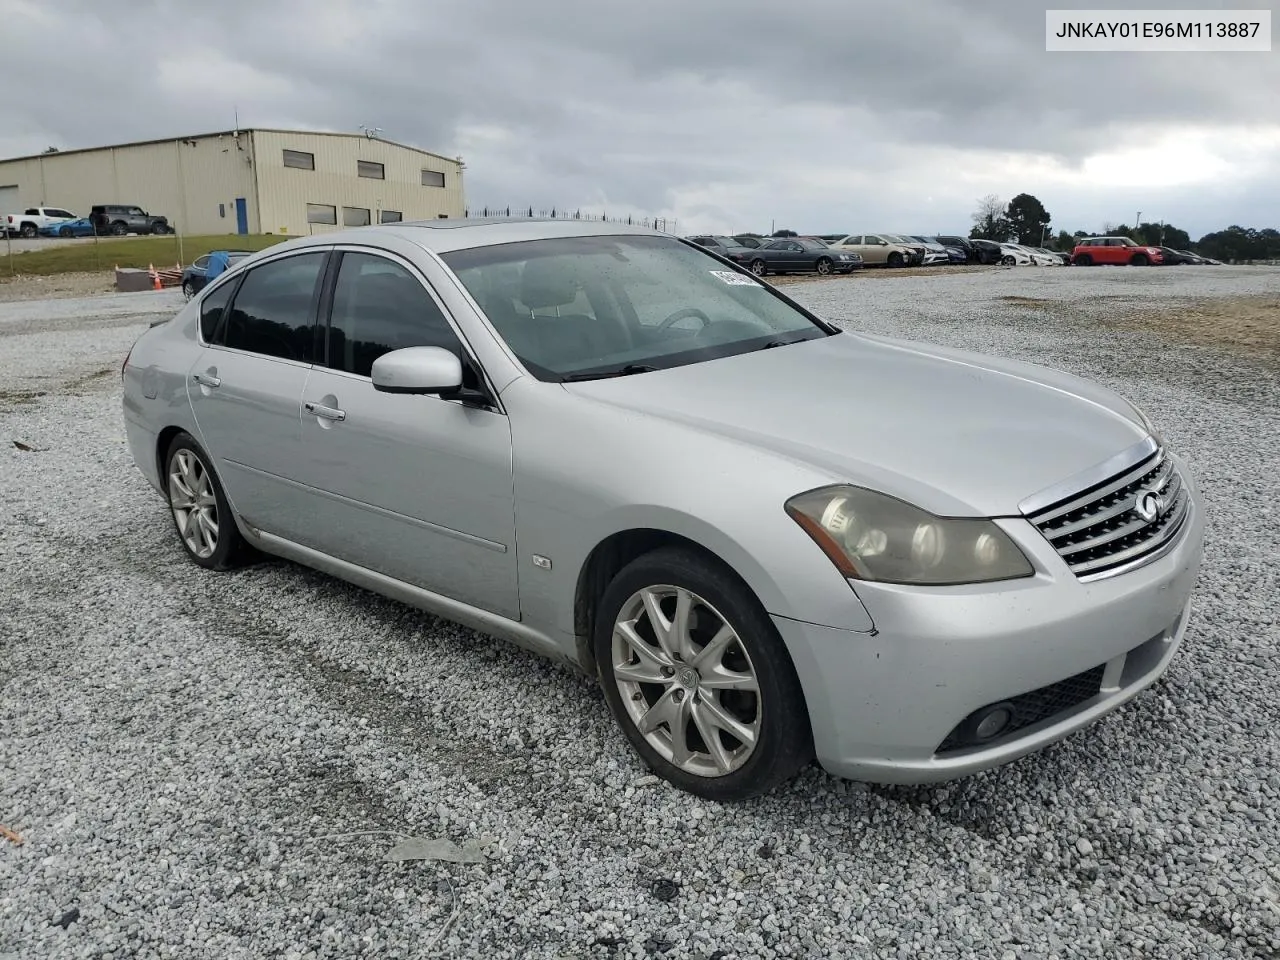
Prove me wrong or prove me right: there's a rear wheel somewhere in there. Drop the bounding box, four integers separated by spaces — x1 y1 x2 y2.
887 251 904 268
595 547 813 801
749 259 767 277
19 223 37 239
163 432 250 570
815 257 832 275
1130 254 1149 266
110 221 127 236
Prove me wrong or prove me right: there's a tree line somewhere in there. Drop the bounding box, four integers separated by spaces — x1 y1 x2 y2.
968 193 1280 261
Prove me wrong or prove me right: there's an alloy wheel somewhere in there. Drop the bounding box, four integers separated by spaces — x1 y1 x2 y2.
168 449 219 558
611 585 761 777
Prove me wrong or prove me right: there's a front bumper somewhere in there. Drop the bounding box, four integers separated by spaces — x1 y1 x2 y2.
776 476 1205 784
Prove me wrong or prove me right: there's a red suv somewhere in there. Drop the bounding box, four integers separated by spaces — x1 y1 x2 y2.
1071 237 1163 266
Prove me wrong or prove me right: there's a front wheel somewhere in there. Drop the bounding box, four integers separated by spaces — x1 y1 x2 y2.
1130 254 1149 266
815 257 832 275
164 433 250 570
749 259 767 277
1001 255 1016 266
181 280 196 300
887 251 904 268
152 224 170 235
595 547 813 801
1074 254 1093 266
58 226 73 238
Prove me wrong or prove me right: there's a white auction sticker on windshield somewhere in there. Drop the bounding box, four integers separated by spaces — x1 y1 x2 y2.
710 271 761 286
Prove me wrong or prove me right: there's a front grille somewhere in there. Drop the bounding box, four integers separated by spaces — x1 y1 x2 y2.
1026 448 1190 580
937 664 1106 753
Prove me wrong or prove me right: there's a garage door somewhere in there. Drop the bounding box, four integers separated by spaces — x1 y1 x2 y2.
0 185 18 215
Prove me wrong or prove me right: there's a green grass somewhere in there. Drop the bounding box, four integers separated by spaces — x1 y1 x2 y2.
2 234 289 277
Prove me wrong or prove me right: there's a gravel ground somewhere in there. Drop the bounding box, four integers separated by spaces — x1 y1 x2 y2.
2 267 1279 960
0 272 118 303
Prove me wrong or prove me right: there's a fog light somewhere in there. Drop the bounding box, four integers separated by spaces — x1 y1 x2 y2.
973 703 1014 740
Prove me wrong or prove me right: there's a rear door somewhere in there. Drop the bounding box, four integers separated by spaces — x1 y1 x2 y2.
296 248 519 617
187 250 328 543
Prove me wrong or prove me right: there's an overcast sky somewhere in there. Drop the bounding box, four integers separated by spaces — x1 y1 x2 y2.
3 0 1277 238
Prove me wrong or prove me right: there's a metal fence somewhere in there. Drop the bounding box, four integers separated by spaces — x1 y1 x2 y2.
463 206 674 233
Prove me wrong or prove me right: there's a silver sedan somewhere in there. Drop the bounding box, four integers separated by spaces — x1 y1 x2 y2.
122 219 1204 800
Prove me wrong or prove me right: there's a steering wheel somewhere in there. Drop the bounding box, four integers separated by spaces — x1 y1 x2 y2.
656 307 713 333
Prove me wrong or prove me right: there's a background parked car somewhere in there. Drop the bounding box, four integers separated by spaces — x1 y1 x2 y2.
36 216 95 238
743 238 862 276
828 234 919 268
1071 237 1163 266
1177 250 1208 264
1018 245 1061 266
89 204 172 236
879 235 927 265
933 236 978 263
1157 247 1198 265
181 250 253 298
967 239 1005 265
898 236 952 266
731 235 770 249
688 236 758 264
998 243 1033 266
4 206 77 237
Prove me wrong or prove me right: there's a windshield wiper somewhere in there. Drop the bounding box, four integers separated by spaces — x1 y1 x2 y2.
762 337 804 349
560 364 659 382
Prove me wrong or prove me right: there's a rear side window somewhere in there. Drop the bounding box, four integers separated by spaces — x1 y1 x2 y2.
223 253 326 361
199 280 236 343
325 252 461 377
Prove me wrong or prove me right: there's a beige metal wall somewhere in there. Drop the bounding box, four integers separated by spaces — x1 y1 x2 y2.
0 135 258 235
249 130 464 236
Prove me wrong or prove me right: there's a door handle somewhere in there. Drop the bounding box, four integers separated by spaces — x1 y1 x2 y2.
192 372 221 388
304 401 346 422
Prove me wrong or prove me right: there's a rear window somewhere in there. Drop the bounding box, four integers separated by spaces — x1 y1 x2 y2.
222 253 326 361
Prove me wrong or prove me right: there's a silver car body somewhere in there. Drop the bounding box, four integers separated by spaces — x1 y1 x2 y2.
123 219 1204 785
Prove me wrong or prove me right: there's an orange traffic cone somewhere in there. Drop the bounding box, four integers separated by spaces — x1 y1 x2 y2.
149 264 162 291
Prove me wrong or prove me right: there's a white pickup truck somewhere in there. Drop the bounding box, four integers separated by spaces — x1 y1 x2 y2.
4 206 78 238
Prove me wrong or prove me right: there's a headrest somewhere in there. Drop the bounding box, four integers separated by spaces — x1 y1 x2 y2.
519 257 580 310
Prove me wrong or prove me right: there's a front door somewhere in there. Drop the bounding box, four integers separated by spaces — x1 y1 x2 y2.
187 250 328 544
298 249 519 618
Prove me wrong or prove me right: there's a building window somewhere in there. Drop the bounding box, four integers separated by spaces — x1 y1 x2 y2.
421 169 446 188
343 206 371 227
357 160 385 180
283 149 315 170
306 203 337 225
380 210 403 223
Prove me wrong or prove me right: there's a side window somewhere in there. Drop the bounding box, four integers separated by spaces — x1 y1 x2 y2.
325 252 461 378
222 253 325 361
199 279 236 344
194 255 210 270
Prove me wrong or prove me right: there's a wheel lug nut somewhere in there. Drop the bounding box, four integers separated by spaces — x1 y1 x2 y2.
673 690 684 703
661 667 674 677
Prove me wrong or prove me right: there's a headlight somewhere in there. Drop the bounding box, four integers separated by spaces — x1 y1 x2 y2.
785 485 1034 585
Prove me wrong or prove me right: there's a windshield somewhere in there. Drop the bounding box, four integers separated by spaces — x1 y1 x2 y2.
442 235 833 381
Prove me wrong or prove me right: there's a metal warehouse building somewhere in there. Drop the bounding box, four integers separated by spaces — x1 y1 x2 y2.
0 128 465 236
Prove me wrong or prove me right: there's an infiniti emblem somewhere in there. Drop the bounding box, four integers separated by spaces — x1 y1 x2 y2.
1133 488 1165 523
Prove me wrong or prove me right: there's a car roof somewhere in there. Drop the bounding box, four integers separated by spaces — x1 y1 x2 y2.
264 217 668 256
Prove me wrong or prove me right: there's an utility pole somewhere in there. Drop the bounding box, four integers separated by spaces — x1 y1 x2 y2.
1136 211 1141 228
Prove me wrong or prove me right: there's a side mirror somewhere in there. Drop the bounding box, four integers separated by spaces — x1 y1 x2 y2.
371 346 463 395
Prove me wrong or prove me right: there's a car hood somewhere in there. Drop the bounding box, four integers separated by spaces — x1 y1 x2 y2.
563 332 1147 517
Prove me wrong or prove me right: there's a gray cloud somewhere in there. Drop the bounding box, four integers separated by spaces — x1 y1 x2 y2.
2 0 1277 237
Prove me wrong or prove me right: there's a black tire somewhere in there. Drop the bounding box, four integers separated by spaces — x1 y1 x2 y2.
749 259 767 277
1074 254 1093 266
1001 255 1016 266
152 224 169 235
110 221 127 236
19 223 37 238
58 226 72 238
815 257 832 275
887 251 904 268
594 547 813 801
181 280 195 300
162 432 251 570
1130 254 1149 266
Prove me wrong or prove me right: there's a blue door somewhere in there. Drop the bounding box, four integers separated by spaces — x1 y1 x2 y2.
234 198 248 235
